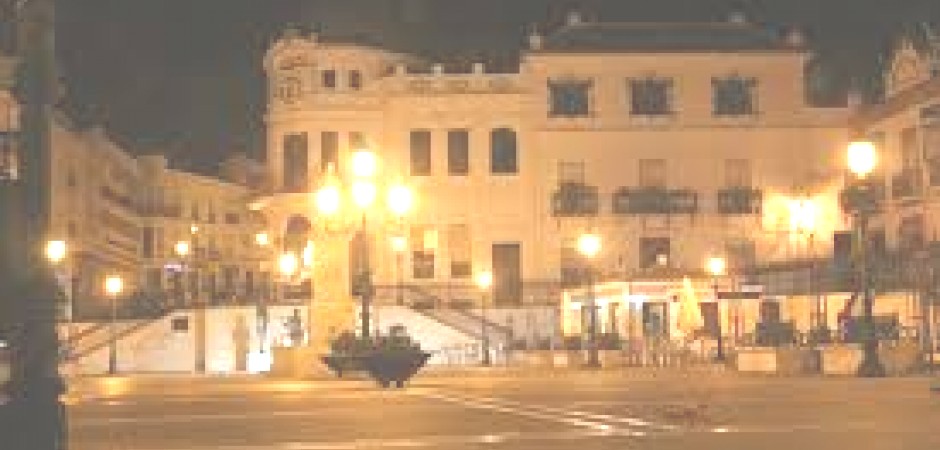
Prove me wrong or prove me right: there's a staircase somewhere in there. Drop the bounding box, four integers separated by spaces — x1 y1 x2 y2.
61 291 177 364
377 306 480 365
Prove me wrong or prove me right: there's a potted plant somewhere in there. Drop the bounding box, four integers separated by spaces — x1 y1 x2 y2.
321 327 431 388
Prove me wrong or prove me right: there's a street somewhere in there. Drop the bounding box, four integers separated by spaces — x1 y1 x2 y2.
66 369 940 450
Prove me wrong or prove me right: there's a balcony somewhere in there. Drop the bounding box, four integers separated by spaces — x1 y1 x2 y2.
840 177 886 213
891 170 920 200
612 187 698 215
716 187 762 215
551 183 599 217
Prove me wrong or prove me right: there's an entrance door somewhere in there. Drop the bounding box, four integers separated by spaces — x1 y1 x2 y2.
492 243 521 306
699 302 719 338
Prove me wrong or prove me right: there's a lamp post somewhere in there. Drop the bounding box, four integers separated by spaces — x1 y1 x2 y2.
174 240 189 308
578 232 602 368
315 150 412 340
707 256 727 362
844 139 886 377
391 235 407 306
476 271 493 366
104 275 123 375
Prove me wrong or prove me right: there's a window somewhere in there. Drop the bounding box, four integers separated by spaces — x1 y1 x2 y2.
447 129 469 175
629 78 674 116
283 133 309 191
66 168 77 187
349 70 362 90
321 131 338 172
171 317 189 332
410 130 432 176
560 239 586 287
492 242 522 306
146 268 162 292
639 237 670 269
447 224 471 278
725 239 756 270
410 226 435 279
713 76 757 116
224 212 240 225
190 202 200 221
724 159 752 188
349 131 367 151
142 226 155 258
548 80 592 117
207 202 216 224
490 128 517 174
900 127 918 171
322 69 336 89
638 159 666 188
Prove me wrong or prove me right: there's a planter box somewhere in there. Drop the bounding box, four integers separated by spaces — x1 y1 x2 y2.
736 347 819 375
820 344 863 375
363 350 431 388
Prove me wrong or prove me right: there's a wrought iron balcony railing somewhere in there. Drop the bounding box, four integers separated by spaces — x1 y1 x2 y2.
612 187 698 215
716 187 762 215
551 182 600 216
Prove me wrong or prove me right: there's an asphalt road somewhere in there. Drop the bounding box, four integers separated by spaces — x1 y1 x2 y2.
66 369 940 450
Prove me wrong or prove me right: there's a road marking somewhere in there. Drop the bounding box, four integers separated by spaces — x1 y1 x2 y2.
108 429 623 450
416 389 674 435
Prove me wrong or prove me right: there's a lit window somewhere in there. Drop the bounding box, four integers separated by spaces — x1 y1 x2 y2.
548 80 592 117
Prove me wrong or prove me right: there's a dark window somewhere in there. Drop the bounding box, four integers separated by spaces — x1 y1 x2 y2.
492 242 522 306
224 212 240 225
171 317 189 332
548 80 592 117
759 301 781 324
283 133 309 191
713 76 757 116
413 251 435 278
321 131 338 172
490 128 517 174
349 70 362 90
642 302 669 337
629 78 673 116
447 224 471 278
349 131 367 151
67 169 77 187
323 70 336 88
639 237 670 269
410 130 432 176
447 129 469 175
142 226 154 258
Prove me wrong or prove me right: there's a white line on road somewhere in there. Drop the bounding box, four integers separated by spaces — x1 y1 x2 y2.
415 389 669 435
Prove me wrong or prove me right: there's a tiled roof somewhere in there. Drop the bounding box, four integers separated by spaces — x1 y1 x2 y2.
541 22 796 52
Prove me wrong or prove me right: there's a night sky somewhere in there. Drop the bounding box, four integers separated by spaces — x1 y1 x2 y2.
56 0 939 173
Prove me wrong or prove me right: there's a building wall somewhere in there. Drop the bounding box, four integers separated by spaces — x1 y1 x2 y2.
259 23 851 307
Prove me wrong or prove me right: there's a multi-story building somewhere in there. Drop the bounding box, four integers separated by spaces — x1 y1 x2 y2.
257 13 852 351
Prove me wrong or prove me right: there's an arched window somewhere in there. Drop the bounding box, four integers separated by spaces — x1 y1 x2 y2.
490 128 517 174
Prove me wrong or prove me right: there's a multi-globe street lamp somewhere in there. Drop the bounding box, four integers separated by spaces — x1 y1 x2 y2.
706 256 727 362
843 139 886 377
475 271 493 366
104 274 123 375
314 150 413 339
577 232 602 368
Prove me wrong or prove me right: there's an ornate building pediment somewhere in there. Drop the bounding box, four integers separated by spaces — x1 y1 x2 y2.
885 24 940 98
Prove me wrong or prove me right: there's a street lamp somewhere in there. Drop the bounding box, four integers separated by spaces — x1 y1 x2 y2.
104 275 123 375
706 256 727 362
315 149 413 340
578 232 602 368
845 139 886 377
391 235 407 306
45 239 66 264
476 271 493 366
255 232 269 247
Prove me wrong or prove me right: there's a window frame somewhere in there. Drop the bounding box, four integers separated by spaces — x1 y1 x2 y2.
447 129 470 176
409 129 432 176
490 128 518 175
712 75 758 117
548 79 593 117
628 77 675 116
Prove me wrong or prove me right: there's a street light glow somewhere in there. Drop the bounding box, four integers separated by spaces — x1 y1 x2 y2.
174 241 190 257
391 235 408 253
351 180 377 209
577 233 601 259
45 240 66 264
476 271 493 290
350 150 378 179
787 198 817 234
302 241 314 267
315 184 341 216
847 140 877 178
255 232 269 247
190 224 199 234
387 183 413 217
104 275 123 296
706 256 726 277
279 252 298 277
